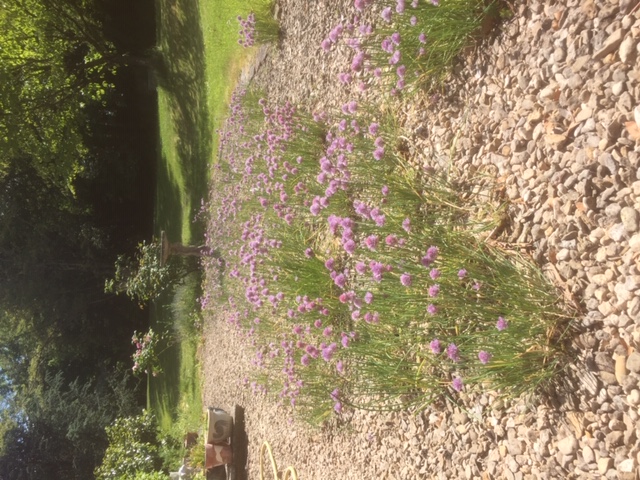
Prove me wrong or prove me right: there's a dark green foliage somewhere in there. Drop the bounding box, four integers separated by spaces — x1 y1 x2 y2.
0 1 158 479
94 411 163 480
0 371 140 480
105 241 200 307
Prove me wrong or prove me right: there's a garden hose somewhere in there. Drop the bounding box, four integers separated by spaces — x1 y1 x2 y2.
260 441 298 480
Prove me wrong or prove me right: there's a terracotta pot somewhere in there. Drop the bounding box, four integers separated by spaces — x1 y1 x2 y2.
205 443 233 469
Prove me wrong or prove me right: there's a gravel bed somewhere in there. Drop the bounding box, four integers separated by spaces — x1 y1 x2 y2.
203 1 640 478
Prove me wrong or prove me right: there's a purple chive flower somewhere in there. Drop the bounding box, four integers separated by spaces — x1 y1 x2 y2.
364 234 379 251
391 32 401 45
478 350 492 364
364 312 380 324
301 354 311 366
400 273 412 287
334 273 347 289
427 304 437 315
429 338 441 354
426 246 439 262
336 360 345 373
458 269 467 279
381 6 392 22
396 0 406 13
370 261 385 281
496 317 508 331
381 37 393 53
310 203 322 215
354 0 365 11
473 282 481 291
373 147 385 160
321 38 332 51
419 32 427 44
325 258 335 270
369 122 380 135
305 248 314 258
364 291 374 304
446 343 460 362
334 402 343 413
322 343 337 362
341 335 350 348
341 217 354 229
412 0 418 7
397 65 406 78
314 319 323 328
410 16 417 25
339 72 352 83
381 185 390 196
429 268 441 280
402 217 411 233
452 377 463 392
385 234 398 247
355 261 367 274
428 284 440 297
343 239 356 255
389 50 401 65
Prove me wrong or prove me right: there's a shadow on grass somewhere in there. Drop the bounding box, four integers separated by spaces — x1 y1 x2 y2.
149 273 203 431
156 0 212 240
148 298 181 430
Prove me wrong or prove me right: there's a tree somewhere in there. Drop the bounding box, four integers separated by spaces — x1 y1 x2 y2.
94 411 163 480
0 0 160 190
105 240 201 308
0 370 140 480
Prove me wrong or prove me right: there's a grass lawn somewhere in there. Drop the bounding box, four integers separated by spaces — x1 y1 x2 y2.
151 0 257 441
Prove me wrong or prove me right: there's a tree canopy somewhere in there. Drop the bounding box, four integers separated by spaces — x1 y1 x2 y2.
0 0 158 191
0 0 158 477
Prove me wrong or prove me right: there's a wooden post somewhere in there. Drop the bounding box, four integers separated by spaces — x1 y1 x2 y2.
160 231 220 266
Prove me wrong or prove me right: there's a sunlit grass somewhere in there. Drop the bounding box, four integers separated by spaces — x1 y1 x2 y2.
199 0 266 158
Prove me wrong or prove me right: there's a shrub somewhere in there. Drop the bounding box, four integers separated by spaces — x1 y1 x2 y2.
95 411 162 480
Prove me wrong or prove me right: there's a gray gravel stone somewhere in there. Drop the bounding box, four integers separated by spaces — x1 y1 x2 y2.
626 352 640 373
620 206 639 232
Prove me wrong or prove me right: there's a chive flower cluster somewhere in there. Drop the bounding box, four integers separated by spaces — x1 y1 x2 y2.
237 12 256 47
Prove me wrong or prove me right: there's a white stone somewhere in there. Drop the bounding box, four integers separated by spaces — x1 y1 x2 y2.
615 282 634 302
598 457 613 474
627 389 640 406
618 458 635 472
557 435 578 455
582 445 595 464
612 81 626 96
609 223 627 242
620 36 637 63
